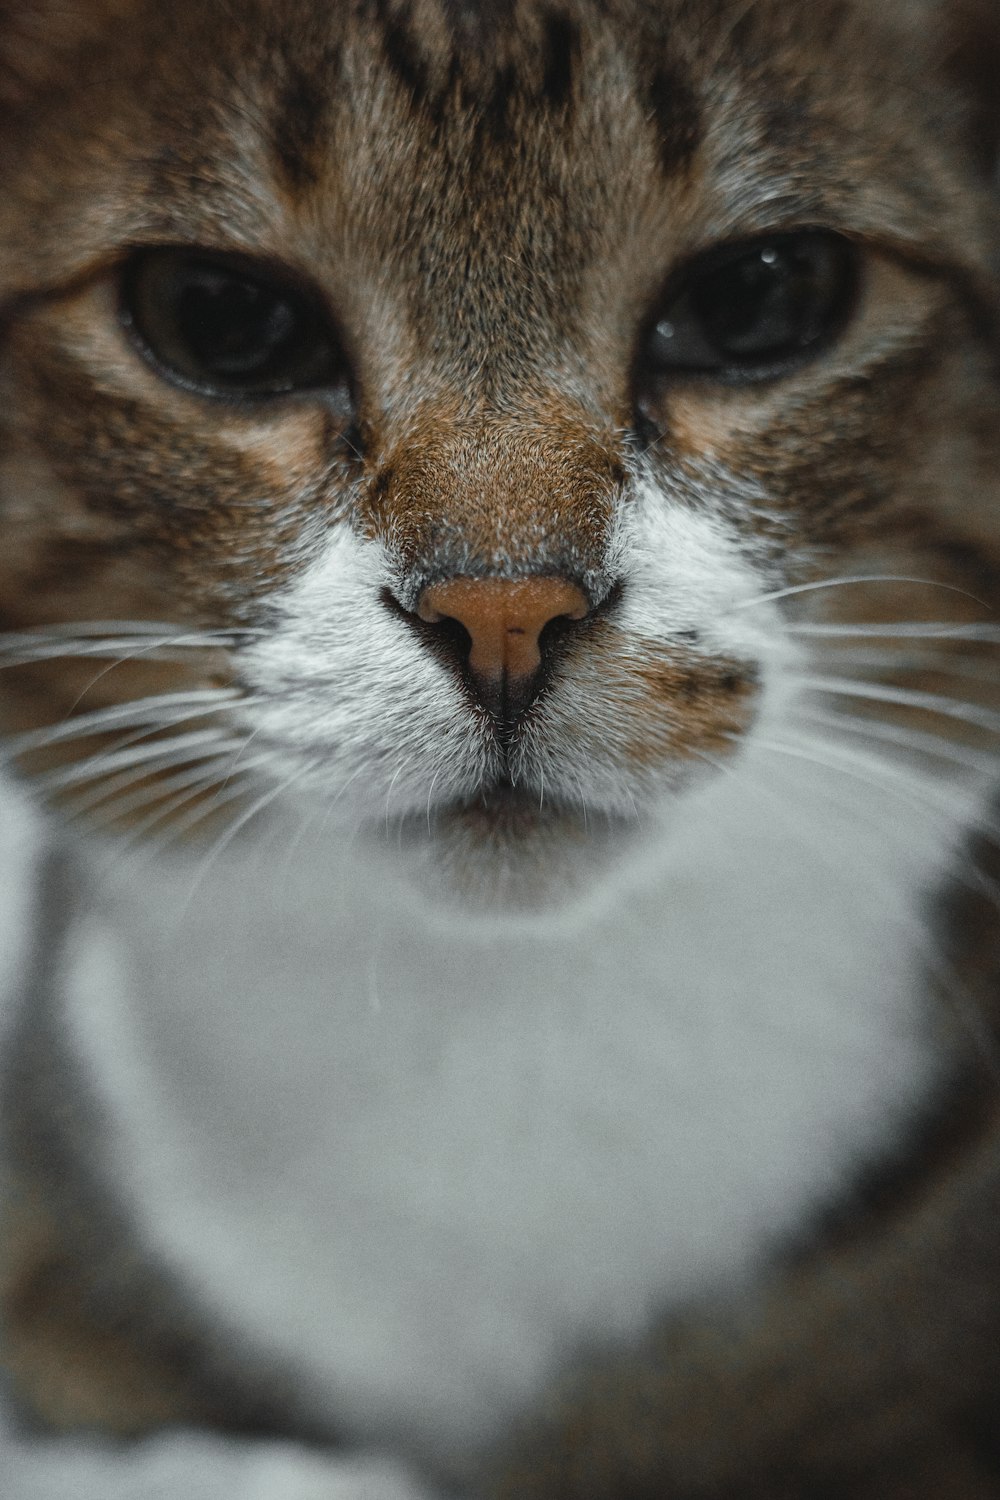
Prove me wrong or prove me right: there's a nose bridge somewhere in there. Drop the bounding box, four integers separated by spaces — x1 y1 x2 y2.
363 407 624 589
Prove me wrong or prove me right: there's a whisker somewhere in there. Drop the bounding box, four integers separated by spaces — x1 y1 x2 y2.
795 674 1000 735
74 747 279 827
62 636 239 717
792 704 1000 778
795 647 1000 680
749 733 960 821
384 759 412 833
305 759 373 844
116 767 261 854
425 767 442 835
0 626 256 667
0 619 258 642
61 749 243 822
732 575 987 613
787 621 1000 642
755 728 1000 875
776 723 1000 933
750 734 1000 954
39 712 248 787
1 688 247 756
33 729 247 792
176 757 322 913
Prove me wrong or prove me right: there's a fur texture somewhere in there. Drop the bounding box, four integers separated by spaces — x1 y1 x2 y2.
1 0 1000 1496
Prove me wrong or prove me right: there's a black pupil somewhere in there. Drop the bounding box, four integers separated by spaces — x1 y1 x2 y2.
695 241 840 360
176 266 299 378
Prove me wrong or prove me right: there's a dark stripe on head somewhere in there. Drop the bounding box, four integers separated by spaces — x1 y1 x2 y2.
439 0 519 50
473 60 518 144
272 56 337 190
371 0 581 137
540 9 579 110
375 0 436 114
644 60 702 175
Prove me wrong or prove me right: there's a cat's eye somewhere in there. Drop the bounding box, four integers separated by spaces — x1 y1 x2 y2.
641 230 860 383
121 249 347 398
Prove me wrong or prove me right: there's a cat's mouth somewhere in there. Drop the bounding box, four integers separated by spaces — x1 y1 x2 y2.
378 774 587 850
404 774 635 850
447 777 561 835
379 771 644 912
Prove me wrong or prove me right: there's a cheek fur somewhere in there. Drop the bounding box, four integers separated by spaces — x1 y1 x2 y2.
237 526 500 816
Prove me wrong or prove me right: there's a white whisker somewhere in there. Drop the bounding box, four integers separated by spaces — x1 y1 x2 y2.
33 729 246 792
0 626 255 668
79 747 279 827
118 768 260 855
425 767 442 834
787 621 1000 642
177 758 322 914
795 674 1000 735
62 750 242 823
1 689 247 756
384 759 412 833
732 575 986 613
306 759 374 844
0 619 257 642
792 704 1000 778
795 648 1000 680
751 733 951 820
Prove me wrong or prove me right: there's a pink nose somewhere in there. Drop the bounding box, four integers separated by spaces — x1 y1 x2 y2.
417 576 589 684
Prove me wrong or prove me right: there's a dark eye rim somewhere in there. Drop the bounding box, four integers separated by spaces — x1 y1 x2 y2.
634 226 865 393
118 243 353 407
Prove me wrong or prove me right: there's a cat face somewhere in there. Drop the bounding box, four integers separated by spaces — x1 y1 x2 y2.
1 0 998 898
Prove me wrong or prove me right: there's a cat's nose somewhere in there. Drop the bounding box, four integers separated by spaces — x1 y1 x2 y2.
416 576 589 720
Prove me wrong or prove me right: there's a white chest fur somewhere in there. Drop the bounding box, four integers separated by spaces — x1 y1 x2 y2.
61 744 964 1465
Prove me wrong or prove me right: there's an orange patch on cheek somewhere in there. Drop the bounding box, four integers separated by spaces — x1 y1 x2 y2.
618 644 760 767
563 622 760 774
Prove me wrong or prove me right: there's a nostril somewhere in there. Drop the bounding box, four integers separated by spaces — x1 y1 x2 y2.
380 585 473 667
425 611 472 666
538 609 584 660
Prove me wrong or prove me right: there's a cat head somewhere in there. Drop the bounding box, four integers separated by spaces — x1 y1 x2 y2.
1 0 999 904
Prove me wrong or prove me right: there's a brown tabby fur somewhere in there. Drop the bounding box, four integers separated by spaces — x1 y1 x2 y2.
2 0 1000 1495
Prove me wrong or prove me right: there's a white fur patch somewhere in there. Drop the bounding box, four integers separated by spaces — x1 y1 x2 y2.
237 525 498 823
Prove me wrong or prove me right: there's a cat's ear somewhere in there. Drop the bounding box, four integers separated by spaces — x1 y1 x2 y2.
940 0 1000 182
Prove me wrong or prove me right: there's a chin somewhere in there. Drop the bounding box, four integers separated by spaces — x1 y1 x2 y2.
374 784 646 919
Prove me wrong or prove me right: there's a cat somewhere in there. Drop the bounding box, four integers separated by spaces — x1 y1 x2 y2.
1 0 1000 1494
